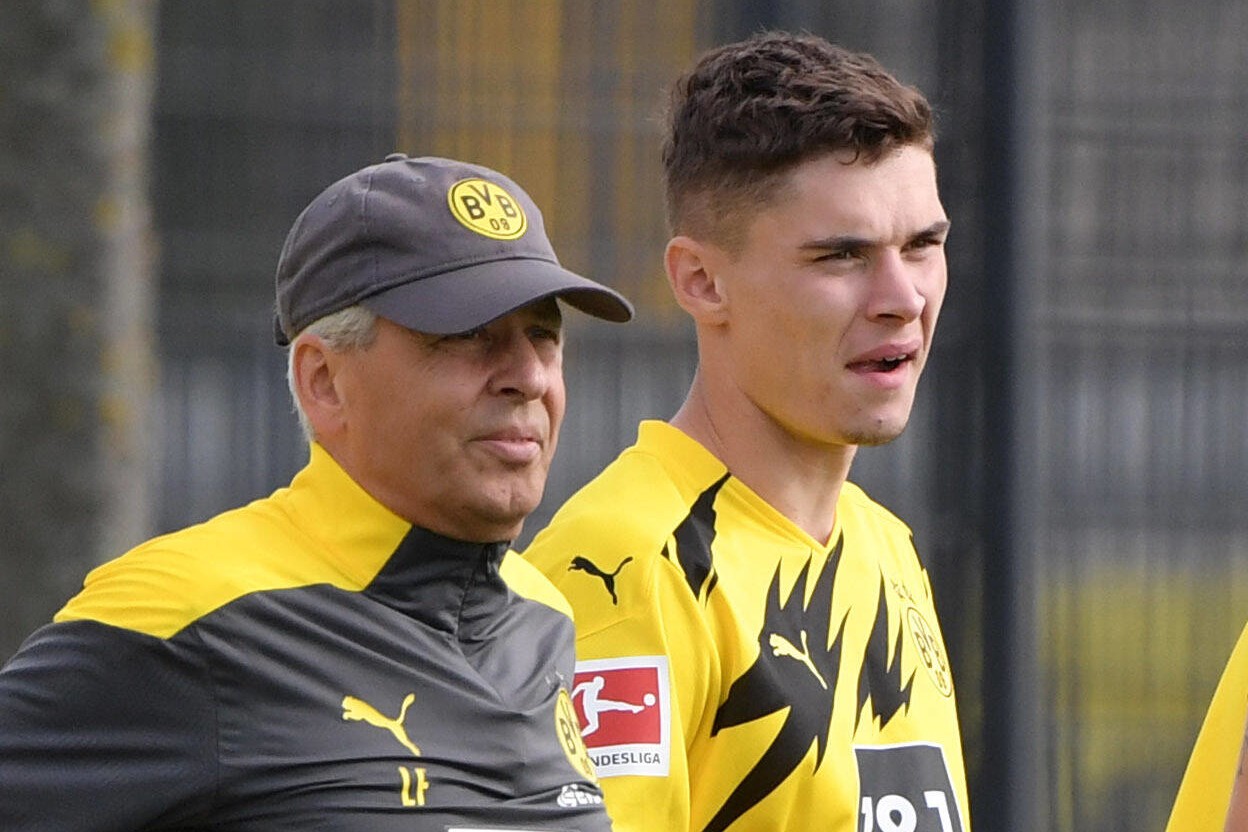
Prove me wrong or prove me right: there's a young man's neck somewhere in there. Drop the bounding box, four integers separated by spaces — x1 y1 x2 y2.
669 375 856 546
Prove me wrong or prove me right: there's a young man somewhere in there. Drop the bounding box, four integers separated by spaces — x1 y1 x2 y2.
0 154 632 830
524 32 971 831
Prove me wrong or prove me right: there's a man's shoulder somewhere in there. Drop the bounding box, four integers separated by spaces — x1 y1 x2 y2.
523 498 674 624
840 480 916 539
523 454 710 630
54 495 308 638
528 442 688 553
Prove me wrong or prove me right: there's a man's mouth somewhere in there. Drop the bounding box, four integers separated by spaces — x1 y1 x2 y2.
848 352 914 373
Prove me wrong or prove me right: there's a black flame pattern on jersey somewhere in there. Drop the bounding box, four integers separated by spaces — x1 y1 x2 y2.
663 473 729 601
703 540 847 832
662 476 920 830
856 576 915 731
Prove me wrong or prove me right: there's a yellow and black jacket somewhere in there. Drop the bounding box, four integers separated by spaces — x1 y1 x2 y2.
524 421 970 832
0 443 607 831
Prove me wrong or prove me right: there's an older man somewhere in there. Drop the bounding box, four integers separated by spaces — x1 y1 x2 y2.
0 154 631 831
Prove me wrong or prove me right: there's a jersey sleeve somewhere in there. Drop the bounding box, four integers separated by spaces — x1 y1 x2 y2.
0 619 217 831
530 534 721 832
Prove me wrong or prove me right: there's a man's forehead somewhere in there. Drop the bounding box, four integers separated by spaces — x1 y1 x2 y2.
756 153 942 234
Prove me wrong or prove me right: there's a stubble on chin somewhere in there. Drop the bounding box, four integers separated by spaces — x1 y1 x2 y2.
841 417 910 448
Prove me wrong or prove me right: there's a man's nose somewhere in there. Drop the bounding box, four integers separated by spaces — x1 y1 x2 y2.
865 250 926 322
491 335 552 399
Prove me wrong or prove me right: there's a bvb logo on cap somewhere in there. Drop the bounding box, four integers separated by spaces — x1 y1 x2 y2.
447 178 528 241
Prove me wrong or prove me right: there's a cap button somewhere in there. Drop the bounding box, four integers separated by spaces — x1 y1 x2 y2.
384 152 408 162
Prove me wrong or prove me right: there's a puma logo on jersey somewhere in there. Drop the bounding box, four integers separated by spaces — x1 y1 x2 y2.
569 556 633 604
342 693 421 757
769 630 829 689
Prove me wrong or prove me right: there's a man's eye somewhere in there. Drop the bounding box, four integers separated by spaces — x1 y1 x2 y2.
447 327 485 341
907 236 945 252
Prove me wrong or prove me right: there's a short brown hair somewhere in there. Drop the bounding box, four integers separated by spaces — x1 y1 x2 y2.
662 31 934 249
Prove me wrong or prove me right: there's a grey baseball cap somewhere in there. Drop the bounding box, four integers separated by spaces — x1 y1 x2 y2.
274 153 633 344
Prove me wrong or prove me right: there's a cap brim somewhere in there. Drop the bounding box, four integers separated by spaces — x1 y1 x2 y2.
360 258 634 335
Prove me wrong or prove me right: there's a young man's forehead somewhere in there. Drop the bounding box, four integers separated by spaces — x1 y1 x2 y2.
747 149 941 231
685 144 940 244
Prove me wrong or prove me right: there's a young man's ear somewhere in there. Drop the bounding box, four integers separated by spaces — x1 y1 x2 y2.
665 235 729 325
290 335 346 441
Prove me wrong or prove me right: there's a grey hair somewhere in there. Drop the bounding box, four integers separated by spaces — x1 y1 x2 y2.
286 305 380 441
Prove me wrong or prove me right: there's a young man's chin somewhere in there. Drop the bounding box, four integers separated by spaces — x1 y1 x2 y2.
842 418 912 448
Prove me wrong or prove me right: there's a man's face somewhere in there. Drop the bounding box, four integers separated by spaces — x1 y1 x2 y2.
332 298 566 542
706 145 948 449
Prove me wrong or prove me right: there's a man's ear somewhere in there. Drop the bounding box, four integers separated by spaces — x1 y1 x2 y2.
665 235 729 325
291 335 346 440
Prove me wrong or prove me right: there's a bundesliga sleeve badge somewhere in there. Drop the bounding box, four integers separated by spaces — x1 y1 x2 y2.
570 656 671 777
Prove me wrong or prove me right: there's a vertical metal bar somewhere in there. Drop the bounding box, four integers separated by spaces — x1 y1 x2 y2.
980 0 1046 829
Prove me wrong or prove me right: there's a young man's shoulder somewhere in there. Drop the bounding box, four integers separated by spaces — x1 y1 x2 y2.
839 479 917 539
523 433 721 631
531 431 708 550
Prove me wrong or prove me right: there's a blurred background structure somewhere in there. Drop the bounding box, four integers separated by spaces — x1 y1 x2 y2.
2 1 1246 830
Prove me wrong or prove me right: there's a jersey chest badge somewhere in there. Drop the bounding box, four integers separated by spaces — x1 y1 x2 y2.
906 607 953 697
887 574 953 698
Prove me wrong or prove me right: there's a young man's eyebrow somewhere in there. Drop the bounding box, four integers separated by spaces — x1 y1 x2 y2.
912 219 952 239
799 219 951 251
799 234 872 252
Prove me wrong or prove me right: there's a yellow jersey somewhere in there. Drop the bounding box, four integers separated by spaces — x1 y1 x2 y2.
525 421 971 831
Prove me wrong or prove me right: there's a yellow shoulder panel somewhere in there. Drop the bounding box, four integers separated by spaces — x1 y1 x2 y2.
54 500 374 639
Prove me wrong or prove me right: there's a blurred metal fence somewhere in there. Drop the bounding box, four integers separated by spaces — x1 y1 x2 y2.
0 0 157 659
1033 2 1248 829
150 0 396 525
143 2 1248 831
